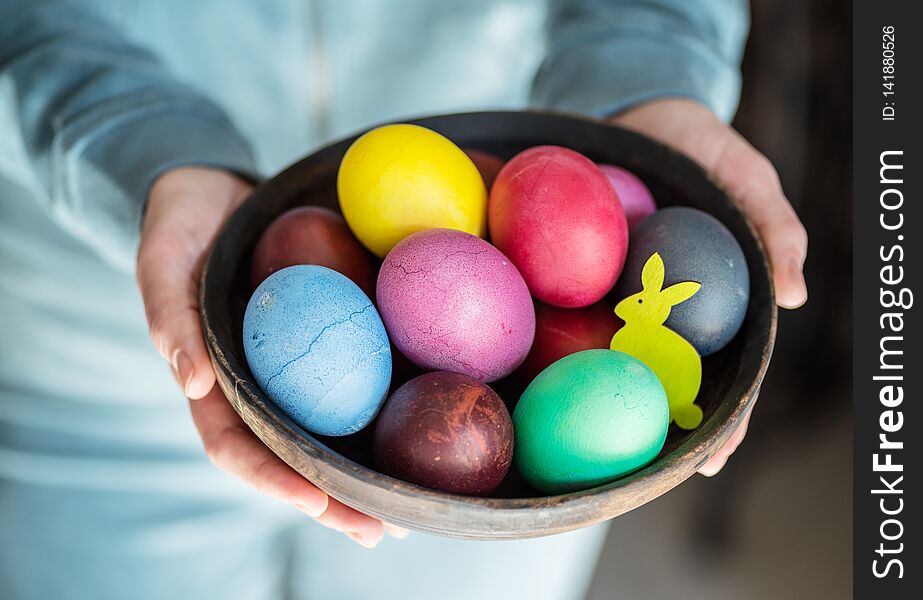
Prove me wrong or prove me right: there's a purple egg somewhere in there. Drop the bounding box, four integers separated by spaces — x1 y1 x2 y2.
598 164 657 228
377 228 535 382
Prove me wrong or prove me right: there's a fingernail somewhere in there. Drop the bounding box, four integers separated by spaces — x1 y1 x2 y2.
346 531 378 549
358 525 384 548
295 496 328 518
175 351 194 396
383 523 410 540
783 258 808 308
699 456 728 477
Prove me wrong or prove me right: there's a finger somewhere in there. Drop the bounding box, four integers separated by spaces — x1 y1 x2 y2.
138 192 220 400
313 498 385 548
712 134 809 309
138 240 215 400
383 522 411 540
138 169 253 399
190 387 329 516
699 409 752 476
698 455 728 478
613 101 809 309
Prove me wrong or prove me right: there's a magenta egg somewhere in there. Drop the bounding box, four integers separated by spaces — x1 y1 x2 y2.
377 228 535 382
598 164 657 229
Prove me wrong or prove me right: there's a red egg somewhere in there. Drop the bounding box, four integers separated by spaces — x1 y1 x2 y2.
249 206 376 295
488 146 629 308
517 301 623 384
373 371 514 495
464 149 505 191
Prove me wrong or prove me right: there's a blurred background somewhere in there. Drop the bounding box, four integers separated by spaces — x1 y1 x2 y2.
586 1 853 598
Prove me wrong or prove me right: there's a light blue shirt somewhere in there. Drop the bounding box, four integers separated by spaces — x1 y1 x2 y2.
0 0 747 489
0 3 748 598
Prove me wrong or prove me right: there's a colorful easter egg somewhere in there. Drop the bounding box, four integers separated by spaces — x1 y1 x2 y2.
373 371 514 495
489 146 629 308
615 207 750 356
337 124 488 257
376 228 535 382
243 265 391 436
598 164 657 228
516 301 622 383
249 206 376 295
513 349 669 494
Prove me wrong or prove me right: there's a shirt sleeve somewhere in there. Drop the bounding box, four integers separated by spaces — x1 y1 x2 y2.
532 0 750 123
0 0 259 271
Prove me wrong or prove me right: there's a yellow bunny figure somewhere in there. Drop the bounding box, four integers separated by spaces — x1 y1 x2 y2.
610 252 703 430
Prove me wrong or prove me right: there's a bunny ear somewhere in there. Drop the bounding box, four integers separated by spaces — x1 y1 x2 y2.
662 281 701 307
640 253 665 291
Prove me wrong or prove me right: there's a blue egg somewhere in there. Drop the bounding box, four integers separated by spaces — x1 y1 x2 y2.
616 207 750 356
243 265 392 436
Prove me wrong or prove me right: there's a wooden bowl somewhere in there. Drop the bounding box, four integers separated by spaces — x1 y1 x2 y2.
200 111 776 540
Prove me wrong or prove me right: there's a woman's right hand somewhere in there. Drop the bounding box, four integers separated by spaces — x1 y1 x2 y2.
137 166 406 548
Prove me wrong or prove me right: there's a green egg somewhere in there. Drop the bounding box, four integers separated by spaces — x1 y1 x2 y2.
513 349 669 494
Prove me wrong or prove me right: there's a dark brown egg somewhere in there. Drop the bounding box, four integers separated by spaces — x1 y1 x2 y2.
373 371 514 495
464 149 505 191
249 206 376 296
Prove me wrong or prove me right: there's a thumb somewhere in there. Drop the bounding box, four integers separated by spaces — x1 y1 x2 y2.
709 132 809 309
611 99 808 310
137 167 253 399
138 231 215 399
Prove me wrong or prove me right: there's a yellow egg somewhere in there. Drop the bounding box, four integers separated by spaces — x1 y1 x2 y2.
337 124 488 257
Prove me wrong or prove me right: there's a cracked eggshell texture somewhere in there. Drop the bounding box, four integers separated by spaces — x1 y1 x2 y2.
513 349 669 494
489 145 629 308
337 124 488 258
373 371 514 495
616 207 750 356
243 265 392 436
376 228 535 383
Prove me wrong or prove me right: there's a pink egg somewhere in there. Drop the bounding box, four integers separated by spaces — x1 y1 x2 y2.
598 164 657 228
489 146 629 308
377 229 535 382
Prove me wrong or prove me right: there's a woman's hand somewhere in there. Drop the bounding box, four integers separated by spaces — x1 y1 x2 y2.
610 99 809 475
137 166 405 547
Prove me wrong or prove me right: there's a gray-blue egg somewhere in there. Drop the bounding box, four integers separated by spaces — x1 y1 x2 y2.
243 265 392 436
616 207 750 356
